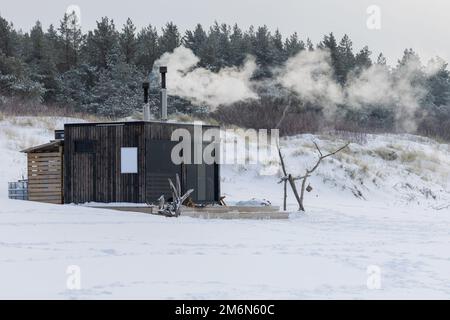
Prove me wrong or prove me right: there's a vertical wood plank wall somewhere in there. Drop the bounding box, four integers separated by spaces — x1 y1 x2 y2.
64 122 220 204
64 123 147 204
28 149 64 204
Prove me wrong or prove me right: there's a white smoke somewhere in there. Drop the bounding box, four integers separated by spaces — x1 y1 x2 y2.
425 56 447 76
154 46 258 108
276 48 429 108
344 64 394 107
154 46 442 133
276 49 439 131
277 50 344 107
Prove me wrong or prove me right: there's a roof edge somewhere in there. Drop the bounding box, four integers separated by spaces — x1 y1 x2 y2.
21 140 63 153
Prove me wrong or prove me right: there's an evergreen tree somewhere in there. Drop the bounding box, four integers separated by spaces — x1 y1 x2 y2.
319 33 342 83
45 24 60 62
135 25 160 73
84 17 118 69
244 25 255 48
159 22 180 53
251 25 273 78
0 16 16 56
427 57 450 107
57 63 97 110
395 49 425 88
337 34 355 82
26 21 60 102
217 23 232 67
58 12 83 71
88 52 144 116
306 38 314 51
120 18 137 64
419 57 450 139
271 29 286 64
354 46 372 73
28 21 45 63
0 53 44 102
229 24 248 65
203 22 231 70
395 49 429 108
376 53 387 65
397 49 418 66
183 23 207 57
285 32 305 57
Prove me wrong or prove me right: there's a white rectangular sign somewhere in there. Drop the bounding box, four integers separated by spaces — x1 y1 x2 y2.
121 147 138 174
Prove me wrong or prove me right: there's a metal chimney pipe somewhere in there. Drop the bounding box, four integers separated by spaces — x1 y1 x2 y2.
142 81 149 103
160 66 168 121
142 81 150 121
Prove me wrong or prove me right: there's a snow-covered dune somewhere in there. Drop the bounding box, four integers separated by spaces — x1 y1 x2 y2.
0 115 449 299
222 131 450 210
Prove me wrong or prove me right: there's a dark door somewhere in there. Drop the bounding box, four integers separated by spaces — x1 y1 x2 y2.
185 163 217 202
72 153 96 203
70 140 96 204
146 140 181 203
184 142 218 203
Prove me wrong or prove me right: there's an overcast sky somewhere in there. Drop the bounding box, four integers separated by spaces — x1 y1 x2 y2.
1 0 449 65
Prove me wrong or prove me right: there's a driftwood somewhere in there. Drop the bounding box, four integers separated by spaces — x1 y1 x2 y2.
278 142 350 212
219 196 227 206
158 174 194 217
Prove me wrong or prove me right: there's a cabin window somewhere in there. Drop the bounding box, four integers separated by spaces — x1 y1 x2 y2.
74 140 95 153
121 147 138 174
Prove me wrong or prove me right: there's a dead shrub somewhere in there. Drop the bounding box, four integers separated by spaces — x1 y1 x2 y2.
212 98 323 136
375 147 398 161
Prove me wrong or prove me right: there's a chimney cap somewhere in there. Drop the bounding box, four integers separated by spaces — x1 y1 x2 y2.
159 66 168 74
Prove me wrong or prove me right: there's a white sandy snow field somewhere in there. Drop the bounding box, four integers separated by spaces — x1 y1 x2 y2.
0 116 449 299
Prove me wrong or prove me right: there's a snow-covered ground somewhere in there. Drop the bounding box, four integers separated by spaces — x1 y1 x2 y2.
0 115 449 299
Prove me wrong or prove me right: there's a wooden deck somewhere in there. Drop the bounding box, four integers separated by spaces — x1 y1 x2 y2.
87 205 290 220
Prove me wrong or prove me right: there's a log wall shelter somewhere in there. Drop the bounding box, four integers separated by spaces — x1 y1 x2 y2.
22 121 220 205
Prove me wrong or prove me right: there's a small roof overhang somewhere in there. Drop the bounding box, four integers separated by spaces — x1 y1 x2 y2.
21 140 63 153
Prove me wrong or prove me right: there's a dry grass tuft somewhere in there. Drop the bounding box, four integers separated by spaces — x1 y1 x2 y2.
374 147 398 161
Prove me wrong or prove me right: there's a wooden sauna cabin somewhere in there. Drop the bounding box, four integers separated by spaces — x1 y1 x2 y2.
21 121 221 205
21 140 64 204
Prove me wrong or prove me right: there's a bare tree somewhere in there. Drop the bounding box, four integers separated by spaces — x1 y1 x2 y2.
278 141 350 211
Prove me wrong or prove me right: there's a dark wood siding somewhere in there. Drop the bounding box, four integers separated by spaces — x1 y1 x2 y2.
64 121 220 204
146 140 181 202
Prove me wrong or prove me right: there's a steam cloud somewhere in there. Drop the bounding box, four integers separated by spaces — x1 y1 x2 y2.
277 50 344 106
156 46 442 132
276 49 440 131
154 46 258 108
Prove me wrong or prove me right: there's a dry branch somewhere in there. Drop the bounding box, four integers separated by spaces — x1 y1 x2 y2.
278 141 350 212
